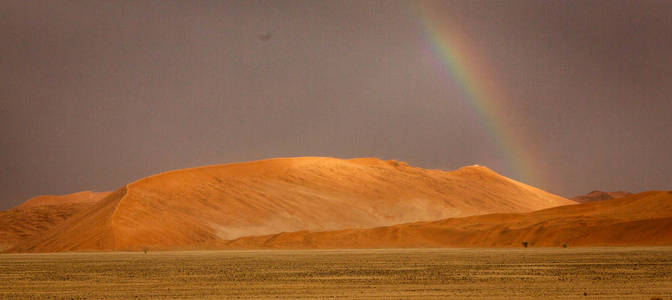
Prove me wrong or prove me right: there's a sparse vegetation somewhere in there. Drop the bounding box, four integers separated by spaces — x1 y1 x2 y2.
562 243 567 248
1 248 670 299
522 241 528 248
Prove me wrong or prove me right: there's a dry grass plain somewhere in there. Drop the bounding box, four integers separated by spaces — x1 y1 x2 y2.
1 248 671 299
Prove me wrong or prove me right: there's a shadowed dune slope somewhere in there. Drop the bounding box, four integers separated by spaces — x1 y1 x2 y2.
571 190 632 203
10 157 572 252
220 191 672 249
0 191 110 251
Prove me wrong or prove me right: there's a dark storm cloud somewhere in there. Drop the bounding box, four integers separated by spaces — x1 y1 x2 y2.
1 0 671 209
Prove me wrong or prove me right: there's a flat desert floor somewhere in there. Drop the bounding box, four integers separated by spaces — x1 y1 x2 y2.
1 248 671 299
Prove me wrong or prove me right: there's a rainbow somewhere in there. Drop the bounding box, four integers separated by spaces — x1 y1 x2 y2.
410 2 543 186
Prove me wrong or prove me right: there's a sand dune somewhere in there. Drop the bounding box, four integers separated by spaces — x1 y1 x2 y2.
17 191 111 208
9 157 572 252
220 191 672 249
571 190 632 203
0 191 109 251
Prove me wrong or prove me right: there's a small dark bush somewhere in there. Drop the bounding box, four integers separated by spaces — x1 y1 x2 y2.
522 241 528 248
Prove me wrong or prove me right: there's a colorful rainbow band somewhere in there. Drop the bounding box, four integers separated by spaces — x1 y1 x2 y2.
410 1 542 187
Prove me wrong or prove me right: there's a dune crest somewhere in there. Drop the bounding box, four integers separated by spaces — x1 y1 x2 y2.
17 191 111 208
10 157 572 252
220 191 672 249
0 191 110 251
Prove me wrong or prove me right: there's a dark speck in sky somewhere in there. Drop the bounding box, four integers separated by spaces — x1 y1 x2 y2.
258 32 272 42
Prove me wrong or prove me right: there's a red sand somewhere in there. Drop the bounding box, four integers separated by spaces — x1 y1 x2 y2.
8 157 573 252
0 191 110 251
17 191 112 209
219 191 672 249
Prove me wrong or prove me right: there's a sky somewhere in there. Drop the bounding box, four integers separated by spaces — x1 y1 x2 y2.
1 0 671 209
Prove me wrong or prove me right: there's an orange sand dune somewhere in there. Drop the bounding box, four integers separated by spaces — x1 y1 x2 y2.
0 191 110 251
17 191 112 208
220 191 672 249
571 190 632 203
10 157 572 252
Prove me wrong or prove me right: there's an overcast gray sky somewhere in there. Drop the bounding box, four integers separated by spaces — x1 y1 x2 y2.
2 0 671 209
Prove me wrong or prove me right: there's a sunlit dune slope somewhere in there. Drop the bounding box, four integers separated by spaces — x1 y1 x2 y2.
10 157 572 252
220 191 672 249
571 190 632 203
0 191 110 251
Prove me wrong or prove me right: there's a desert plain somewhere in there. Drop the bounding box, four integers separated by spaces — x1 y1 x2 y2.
1 248 671 299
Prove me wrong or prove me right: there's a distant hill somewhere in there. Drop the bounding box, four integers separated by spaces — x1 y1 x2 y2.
7 157 573 252
220 191 672 249
571 190 632 203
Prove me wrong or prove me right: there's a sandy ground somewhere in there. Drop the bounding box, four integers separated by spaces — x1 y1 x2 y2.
1 247 671 299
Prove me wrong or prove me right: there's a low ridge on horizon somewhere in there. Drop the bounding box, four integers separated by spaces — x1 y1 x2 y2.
3 156 574 252
571 190 633 203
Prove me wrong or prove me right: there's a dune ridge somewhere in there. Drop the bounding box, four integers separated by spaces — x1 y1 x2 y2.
9 157 573 252
218 191 672 249
17 191 111 209
0 191 110 251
